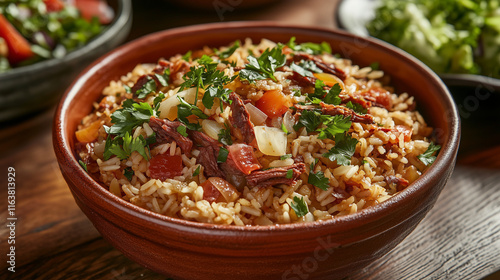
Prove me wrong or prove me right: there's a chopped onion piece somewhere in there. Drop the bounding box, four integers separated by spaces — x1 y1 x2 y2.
254 126 287 156
245 103 267 125
201 119 223 140
158 87 197 120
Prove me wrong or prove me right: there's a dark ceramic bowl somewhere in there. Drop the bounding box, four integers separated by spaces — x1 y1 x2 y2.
53 22 460 280
0 0 132 122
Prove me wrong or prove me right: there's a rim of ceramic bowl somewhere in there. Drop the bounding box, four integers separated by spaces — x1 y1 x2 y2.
54 21 460 234
0 0 131 83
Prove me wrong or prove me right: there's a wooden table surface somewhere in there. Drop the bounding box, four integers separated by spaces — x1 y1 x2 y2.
1 0 500 279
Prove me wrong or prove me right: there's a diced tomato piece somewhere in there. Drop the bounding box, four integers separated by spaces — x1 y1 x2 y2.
74 0 114 24
148 153 183 181
227 143 262 175
255 89 291 118
361 87 392 110
0 14 34 65
201 179 222 203
43 0 65 12
394 125 412 142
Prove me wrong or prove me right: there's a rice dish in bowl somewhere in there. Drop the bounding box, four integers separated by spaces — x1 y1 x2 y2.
74 38 440 226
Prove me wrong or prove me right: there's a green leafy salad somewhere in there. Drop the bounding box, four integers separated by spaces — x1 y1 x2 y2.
0 0 110 72
366 0 500 78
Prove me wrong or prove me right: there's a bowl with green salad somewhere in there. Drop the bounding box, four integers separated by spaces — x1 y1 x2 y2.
336 0 500 92
0 0 132 122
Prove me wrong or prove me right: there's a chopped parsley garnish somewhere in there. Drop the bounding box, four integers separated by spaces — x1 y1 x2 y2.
308 80 341 105
202 87 232 110
216 40 240 59
124 168 134 181
105 99 155 137
176 125 188 137
176 96 208 130
177 55 235 126
217 147 229 163
217 124 233 145
286 37 332 55
154 69 170 88
308 168 330 191
323 83 342 105
239 45 286 83
135 77 157 99
418 142 441 166
104 133 150 160
281 123 289 134
193 165 201 177
323 133 359 166
290 196 309 218
345 101 367 115
290 63 314 77
370 62 380 70
280 154 292 160
294 110 351 140
102 99 158 161
291 60 324 77
317 115 352 140
285 169 294 179
78 160 87 172
181 50 192 61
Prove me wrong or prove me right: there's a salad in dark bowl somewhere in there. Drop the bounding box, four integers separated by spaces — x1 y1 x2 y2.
0 0 132 122
336 0 500 92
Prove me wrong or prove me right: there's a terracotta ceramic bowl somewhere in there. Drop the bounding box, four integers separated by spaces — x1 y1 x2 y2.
53 22 460 280
0 0 132 122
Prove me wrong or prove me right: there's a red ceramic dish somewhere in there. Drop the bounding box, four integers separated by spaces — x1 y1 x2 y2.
53 22 460 280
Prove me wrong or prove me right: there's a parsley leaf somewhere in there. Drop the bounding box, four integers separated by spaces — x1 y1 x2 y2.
182 50 192 61
239 45 286 83
78 160 87 172
286 169 294 179
176 96 208 131
202 87 232 110
193 165 201 177
345 101 367 115
176 125 188 137
217 147 229 163
286 37 331 55
290 63 313 77
281 122 289 134
135 77 157 99
290 196 309 218
294 110 352 140
418 142 441 166
323 83 342 105
217 124 233 145
280 154 292 160
154 68 170 87
216 40 240 59
323 133 359 166
294 110 323 133
317 115 352 140
105 99 155 137
308 169 330 190
124 167 134 181
105 133 150 160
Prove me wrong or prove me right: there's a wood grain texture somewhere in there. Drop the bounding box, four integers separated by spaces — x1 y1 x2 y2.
0 108 100 270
